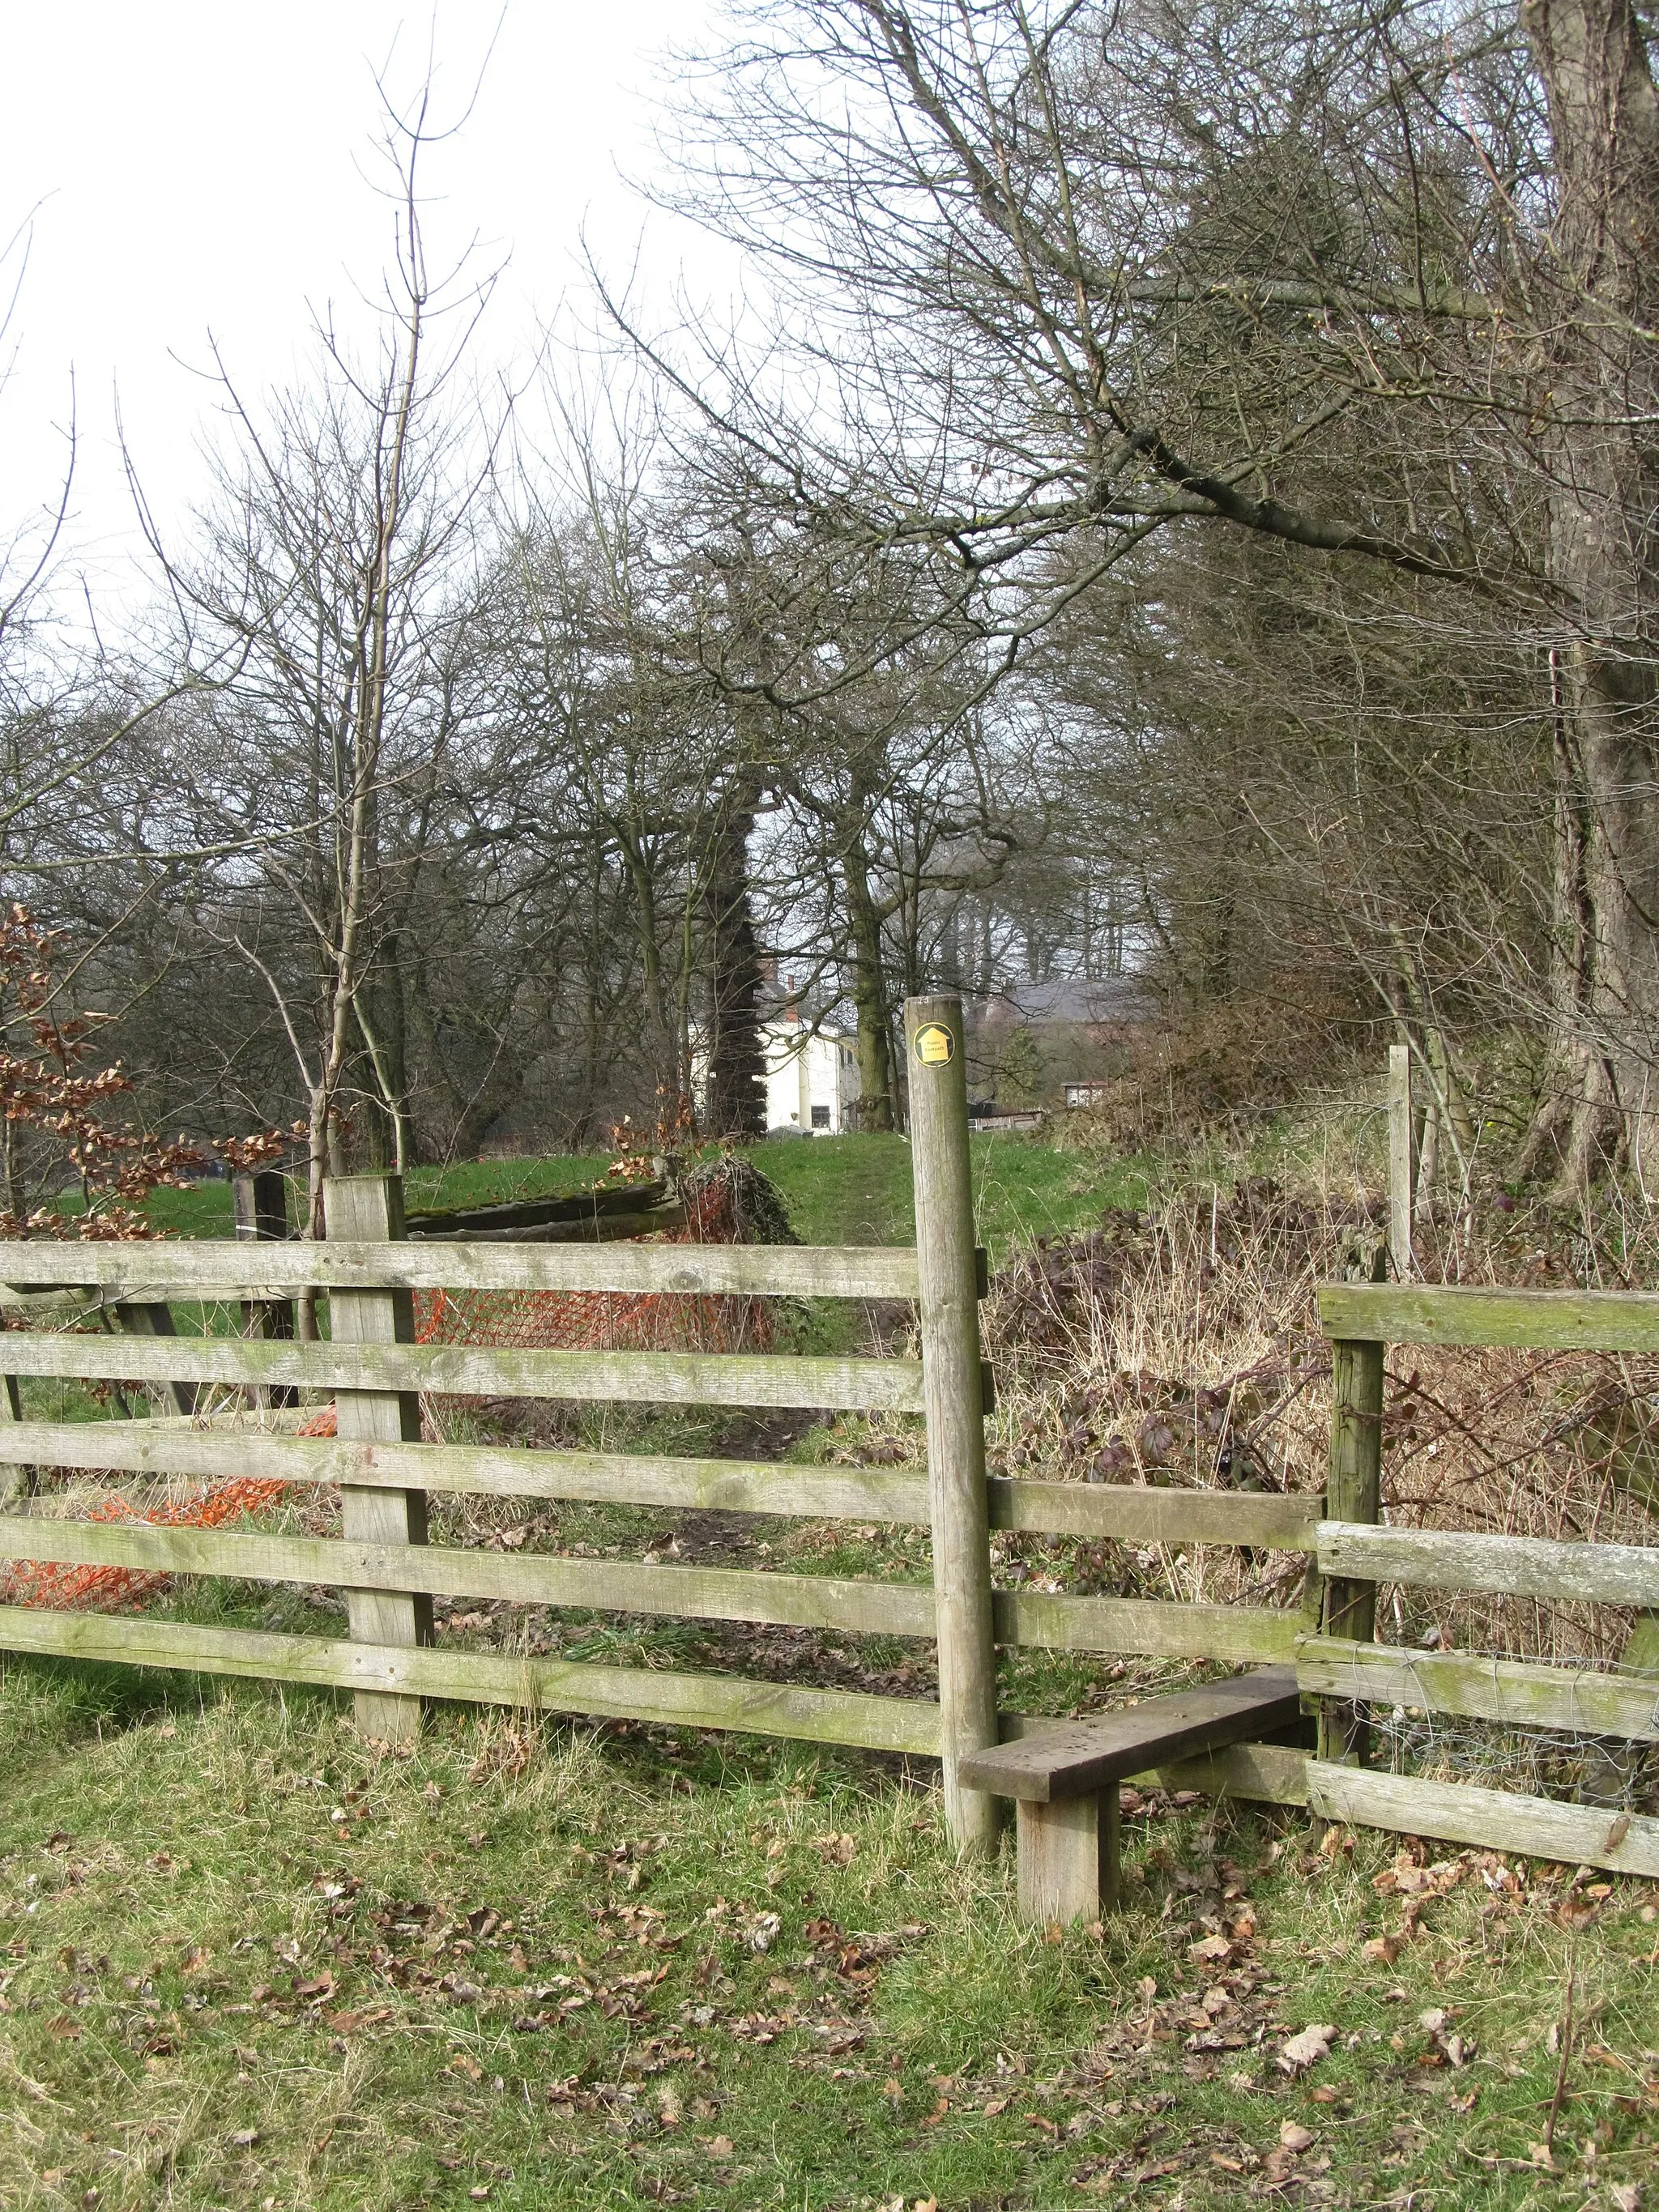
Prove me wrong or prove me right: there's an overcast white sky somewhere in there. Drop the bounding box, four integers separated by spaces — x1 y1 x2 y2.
0 2 727 586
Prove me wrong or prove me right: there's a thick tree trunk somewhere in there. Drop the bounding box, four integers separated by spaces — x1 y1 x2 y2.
702 775 768 1137
1520 0 1659 1188
846 849 898 1131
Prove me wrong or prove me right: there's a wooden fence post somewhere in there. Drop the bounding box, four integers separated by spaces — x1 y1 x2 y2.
234 1170 296 1408
905 993 1002 1856
1320 1240 1387 1766
325 1173 430 1742
0 1371 27 1506
1388 1045 1414 1280
111 1298 196 1418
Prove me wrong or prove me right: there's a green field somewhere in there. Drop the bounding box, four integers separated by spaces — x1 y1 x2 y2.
117 1131 1150 1259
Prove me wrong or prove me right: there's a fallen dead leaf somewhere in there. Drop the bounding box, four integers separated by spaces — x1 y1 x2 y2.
1277 2024 1336 2075
706 2134 734 2158
1279 2120 1314 2151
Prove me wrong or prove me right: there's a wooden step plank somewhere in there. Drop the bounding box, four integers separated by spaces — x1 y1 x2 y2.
959 1668 1302 1801
0 1238 920 1301
1317 1281 1659 1353
0 1605 941 1753
1315 1521 1659 1608
0 1334 926 1413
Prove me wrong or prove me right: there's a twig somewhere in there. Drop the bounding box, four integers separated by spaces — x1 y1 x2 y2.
1543 1933 1576 2159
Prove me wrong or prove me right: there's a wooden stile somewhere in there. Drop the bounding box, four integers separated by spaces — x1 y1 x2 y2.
325 1175 429 1743
906 992 1001 1856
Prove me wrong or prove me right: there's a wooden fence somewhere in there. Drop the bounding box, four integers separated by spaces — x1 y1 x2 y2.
0 997 1653 1878
0 997 1310 1854
1306 1275 1659 1878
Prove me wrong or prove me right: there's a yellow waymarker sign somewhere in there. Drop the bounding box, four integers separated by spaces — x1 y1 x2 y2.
912 1022 955 1066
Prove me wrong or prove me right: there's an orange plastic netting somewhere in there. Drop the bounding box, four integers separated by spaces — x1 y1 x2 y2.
411 1162 773 1357
3 1163 769 1612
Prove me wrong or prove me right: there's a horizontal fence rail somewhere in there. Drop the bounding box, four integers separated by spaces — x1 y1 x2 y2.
0 1238 921 1302
0 1606 943 1754
1317 1281 1659 1353
1297 1634 1659 1742
0 1515 936 1638
0 1419 1322 1545
999 1592 1297 1664
0 1333 926 1413
1316 1520 1659 1608
1303 1763 1659 1879
0 1512 1299 1664
0 1422 936 1521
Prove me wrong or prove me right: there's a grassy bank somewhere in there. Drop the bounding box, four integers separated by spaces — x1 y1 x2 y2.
109 1129 1151 1258
1 1672 1655 2212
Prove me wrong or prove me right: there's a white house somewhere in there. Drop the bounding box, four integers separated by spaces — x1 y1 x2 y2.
761 1010 861 1132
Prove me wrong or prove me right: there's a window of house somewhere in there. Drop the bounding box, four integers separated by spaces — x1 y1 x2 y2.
811 1104 831 1128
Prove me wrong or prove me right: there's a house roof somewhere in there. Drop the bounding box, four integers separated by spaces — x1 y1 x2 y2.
972 975 1151 1025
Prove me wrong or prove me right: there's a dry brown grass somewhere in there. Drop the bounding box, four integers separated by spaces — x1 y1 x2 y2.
980 1174 1659 1675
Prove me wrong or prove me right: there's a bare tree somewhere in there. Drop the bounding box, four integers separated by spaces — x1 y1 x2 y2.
142 85 501 1243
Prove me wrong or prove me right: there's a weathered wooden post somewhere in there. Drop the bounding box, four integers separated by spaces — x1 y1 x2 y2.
0 1371 26 1505
905 993 1002 1856
111 1296 195 1418
325 1173 430 1742
1387 1045 1414 1280
234 1170 296 1407
1320 1238 1386 1765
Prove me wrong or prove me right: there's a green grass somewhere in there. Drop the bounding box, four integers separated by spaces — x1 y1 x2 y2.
73 1131 1143 1261
748 1132 1150 1260
0 1677 1653 2211
89 1157 624 1242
